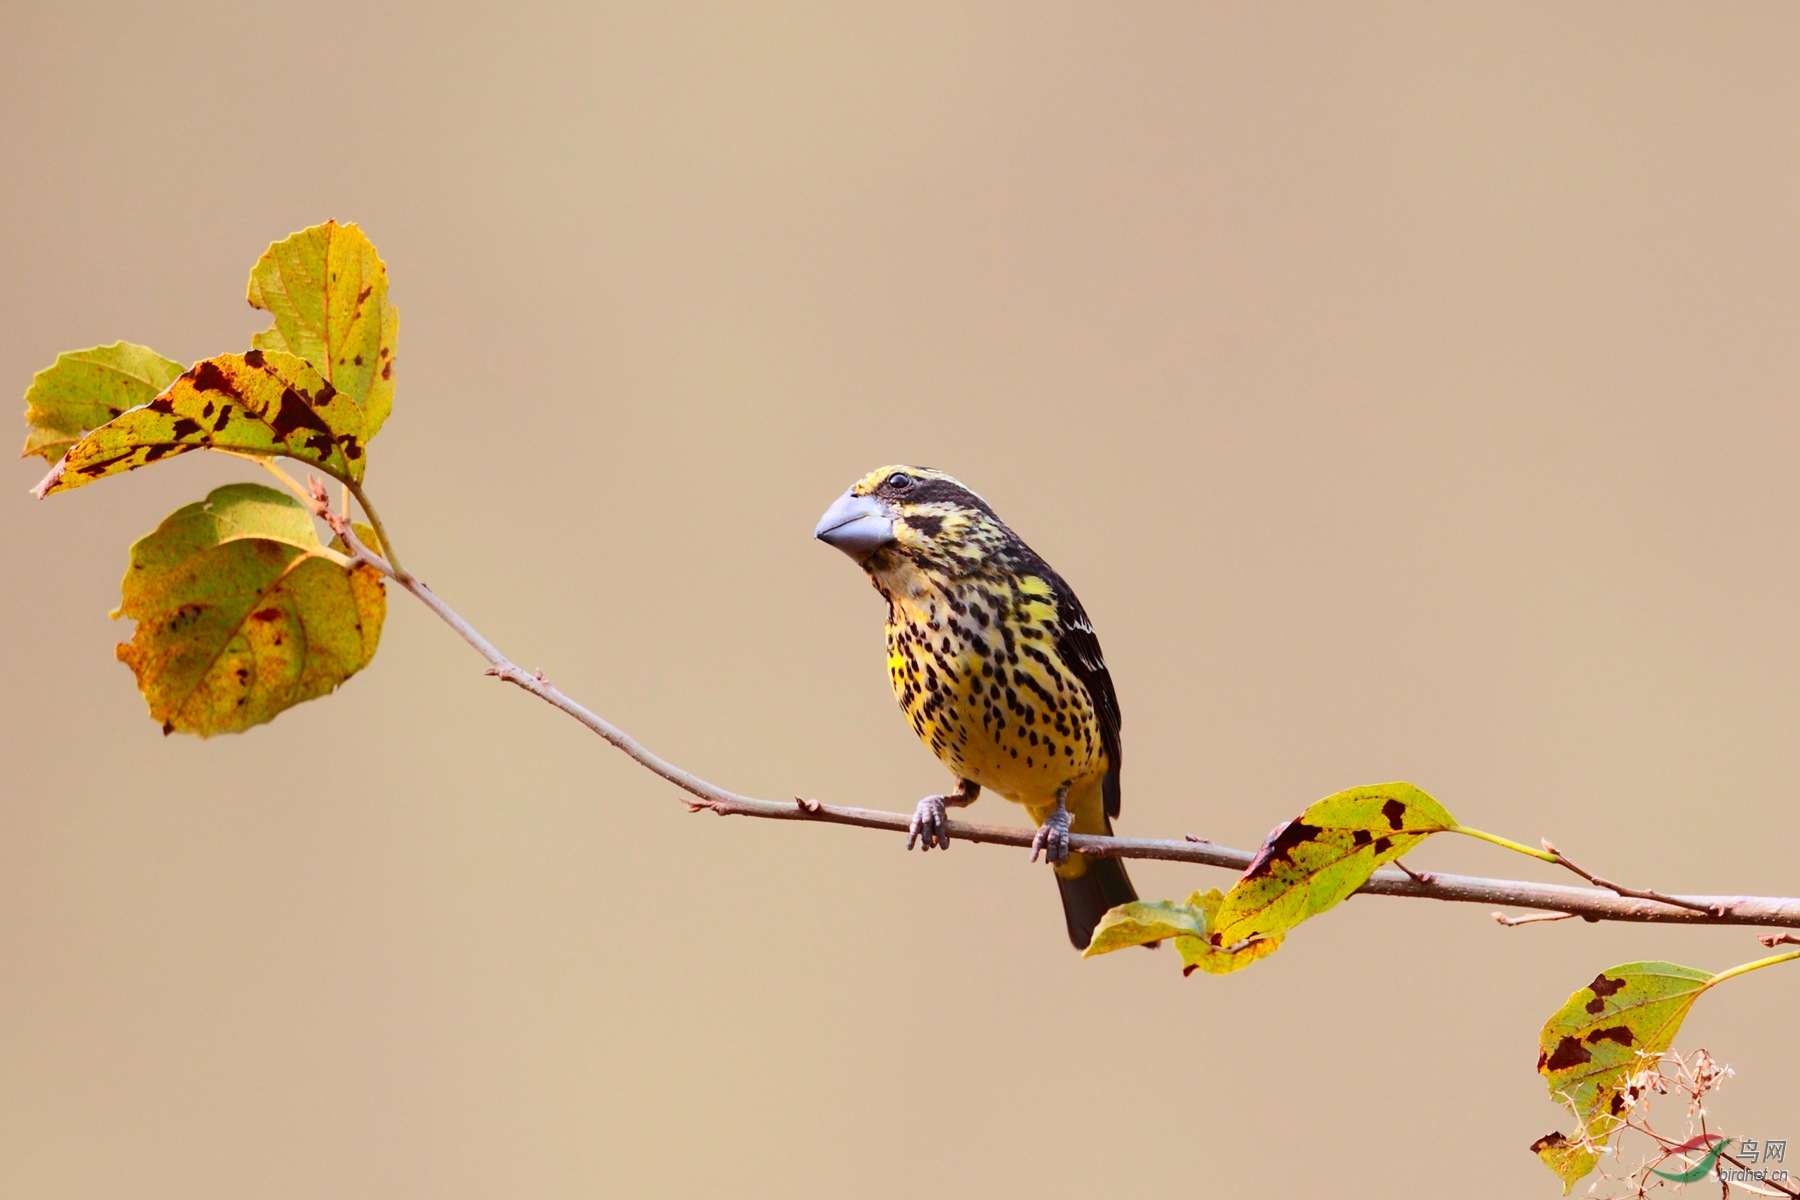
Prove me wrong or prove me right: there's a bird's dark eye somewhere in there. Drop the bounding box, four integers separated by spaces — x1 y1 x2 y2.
887 473 913 490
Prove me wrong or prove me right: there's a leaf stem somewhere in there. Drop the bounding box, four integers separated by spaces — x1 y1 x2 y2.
211 450 310 503
219 451 404 577
1704 947 1800 990
344 480 405 580
1448 824 1561 863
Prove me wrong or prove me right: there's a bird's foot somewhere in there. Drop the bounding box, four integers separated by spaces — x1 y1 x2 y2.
908 795 952 851
1030 805 1072 865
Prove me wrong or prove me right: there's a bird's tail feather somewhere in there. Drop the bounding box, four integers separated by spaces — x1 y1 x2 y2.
1056 854 1138 950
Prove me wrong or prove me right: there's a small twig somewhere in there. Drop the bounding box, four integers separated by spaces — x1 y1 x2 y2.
1493 910 1576 927
1540 839 1726 917
1758 932 1800 948
1394 858 1435 885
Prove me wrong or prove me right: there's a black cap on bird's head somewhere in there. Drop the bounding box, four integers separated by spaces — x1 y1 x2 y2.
814 466 1006 575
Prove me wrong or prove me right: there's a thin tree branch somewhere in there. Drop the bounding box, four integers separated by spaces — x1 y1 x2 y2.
1493 910 1576 928
1541 838 1724 917
303 483 1800 933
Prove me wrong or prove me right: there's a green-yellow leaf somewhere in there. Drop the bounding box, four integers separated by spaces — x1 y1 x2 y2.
1084 897 1209 954
1529 961 1711 1192
1181 888 1286 975
1529 1132 1600 1194
1209 782 1456 949
20 342 183 463
1085 889 1285 975
113 482 384 736
35 350 368 497
247 220 397 438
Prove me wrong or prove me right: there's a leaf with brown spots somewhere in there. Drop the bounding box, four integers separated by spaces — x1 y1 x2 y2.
247 220 398 439
112 482 384 736
1207 783 1457 950
34 350 368 497
1529 1132 1598 1193
1083 889 1283 975
1529 961 1711 1193
20 342 183 463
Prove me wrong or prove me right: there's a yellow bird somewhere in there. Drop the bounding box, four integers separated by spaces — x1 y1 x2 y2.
815 465 1138 948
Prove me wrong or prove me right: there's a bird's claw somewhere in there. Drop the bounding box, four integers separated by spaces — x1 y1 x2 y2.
1030 807 1072 865
908 795 951 851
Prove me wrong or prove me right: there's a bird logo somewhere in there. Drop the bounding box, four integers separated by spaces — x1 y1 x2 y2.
1650 1135 1734 1183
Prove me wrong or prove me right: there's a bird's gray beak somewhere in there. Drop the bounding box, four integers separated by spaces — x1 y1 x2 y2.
815 490 895 562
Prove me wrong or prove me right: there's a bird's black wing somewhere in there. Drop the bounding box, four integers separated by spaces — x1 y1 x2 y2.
1042 568 1124 820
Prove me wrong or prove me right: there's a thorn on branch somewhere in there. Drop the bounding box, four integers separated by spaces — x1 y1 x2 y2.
1184 834 1212 844
794 796 822 814
1759 932 1800 948
1493 910 1576 927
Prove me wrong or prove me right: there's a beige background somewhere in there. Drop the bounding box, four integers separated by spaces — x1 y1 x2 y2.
3 4 1798 1197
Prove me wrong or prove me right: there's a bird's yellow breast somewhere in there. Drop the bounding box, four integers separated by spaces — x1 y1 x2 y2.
885 572 1106 806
